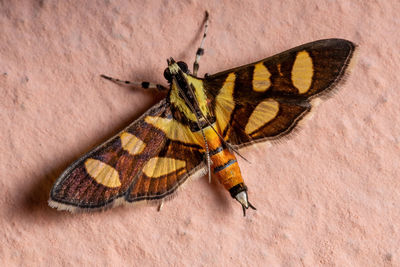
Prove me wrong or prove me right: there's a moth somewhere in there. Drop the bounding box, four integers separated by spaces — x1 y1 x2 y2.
49 12 356 215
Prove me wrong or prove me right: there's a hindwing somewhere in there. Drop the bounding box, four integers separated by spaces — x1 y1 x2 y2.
205 39 356 147
49 99 205 211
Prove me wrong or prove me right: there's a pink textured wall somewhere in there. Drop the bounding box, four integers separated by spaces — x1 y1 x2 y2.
1 1 400 265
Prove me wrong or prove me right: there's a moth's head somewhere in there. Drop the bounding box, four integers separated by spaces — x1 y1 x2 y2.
163 58 189 83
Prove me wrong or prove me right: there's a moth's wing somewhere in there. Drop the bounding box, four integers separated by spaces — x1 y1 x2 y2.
205 39 356 147
49 99 206 212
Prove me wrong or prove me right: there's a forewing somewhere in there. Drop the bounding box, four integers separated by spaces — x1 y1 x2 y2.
49 99 205 211
205 39 356 147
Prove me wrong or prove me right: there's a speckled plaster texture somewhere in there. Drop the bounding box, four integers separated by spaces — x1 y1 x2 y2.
1 1 400 266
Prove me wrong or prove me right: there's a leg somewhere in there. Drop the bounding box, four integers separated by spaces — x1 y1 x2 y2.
157 201 164 212
100 74 168 91
192 11 209 76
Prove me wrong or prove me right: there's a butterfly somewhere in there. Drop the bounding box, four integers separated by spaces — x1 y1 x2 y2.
49 12 356 215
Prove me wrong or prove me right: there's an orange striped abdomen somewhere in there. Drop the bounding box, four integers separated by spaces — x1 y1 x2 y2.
204 127 244 191
201 125 255 215
210 147 243 190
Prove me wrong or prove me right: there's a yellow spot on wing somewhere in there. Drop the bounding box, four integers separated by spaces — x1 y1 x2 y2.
145 116 201 145
85 159 121 188
120 132 146 155
215 73 236 134
143 157 186 178
252 63 271 92
291 51 314 94
245 99 280 135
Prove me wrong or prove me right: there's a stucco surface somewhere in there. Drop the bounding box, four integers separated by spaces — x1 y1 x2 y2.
1 1 400 266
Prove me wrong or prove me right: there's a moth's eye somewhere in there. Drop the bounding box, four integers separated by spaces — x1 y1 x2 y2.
177 61 188 73
163 68 172 82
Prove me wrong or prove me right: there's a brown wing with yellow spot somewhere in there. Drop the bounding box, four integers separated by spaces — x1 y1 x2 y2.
205 39 356 147
49 99 206 211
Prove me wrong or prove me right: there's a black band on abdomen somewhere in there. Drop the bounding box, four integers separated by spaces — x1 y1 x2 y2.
213 159 237 173
209 146 223 156
229 183 247 198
